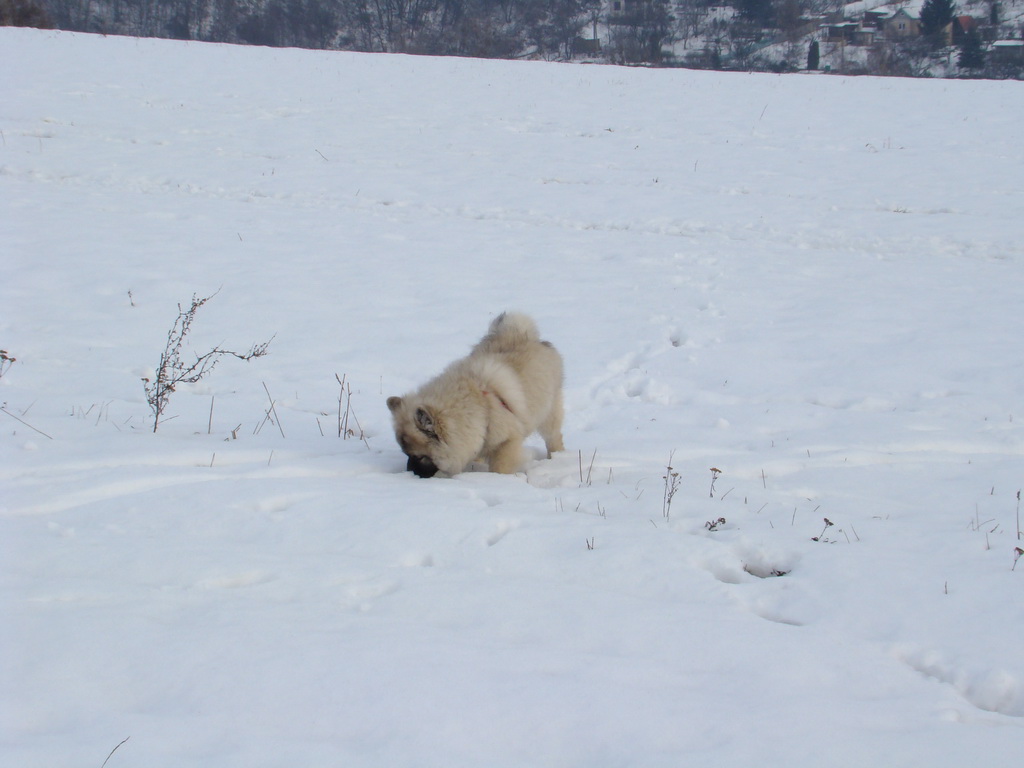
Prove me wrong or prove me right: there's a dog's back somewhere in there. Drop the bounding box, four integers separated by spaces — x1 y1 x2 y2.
473 312 543 356
470 312 562 440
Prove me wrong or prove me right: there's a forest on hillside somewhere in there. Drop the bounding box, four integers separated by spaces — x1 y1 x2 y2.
4 0 1024 76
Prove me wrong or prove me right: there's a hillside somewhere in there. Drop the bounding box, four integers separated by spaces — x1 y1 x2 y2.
26 0 1024 77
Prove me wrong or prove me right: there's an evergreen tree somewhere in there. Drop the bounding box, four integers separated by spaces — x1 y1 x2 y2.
957 28 985 71
919 0 956 46
807 39 820 70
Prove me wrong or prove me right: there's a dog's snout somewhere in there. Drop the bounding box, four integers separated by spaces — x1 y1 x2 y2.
407 455 438 478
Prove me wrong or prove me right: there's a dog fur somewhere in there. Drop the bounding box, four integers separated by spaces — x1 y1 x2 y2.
386 312 564 477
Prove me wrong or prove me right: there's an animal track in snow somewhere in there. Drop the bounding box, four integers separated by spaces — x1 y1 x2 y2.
698 542 807 626
893 645 1024 717
524 453 586 488
397 552 435 568
589 343 680 407
699 545 797 585
586 306 726 410
329 575 401 612
253 496 298 515
667 327 688 348
485 520 519 547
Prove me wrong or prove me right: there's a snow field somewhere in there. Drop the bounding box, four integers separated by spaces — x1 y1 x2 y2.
2 28 1024 767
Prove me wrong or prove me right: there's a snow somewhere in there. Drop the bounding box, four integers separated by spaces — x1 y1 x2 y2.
3 28 1024 767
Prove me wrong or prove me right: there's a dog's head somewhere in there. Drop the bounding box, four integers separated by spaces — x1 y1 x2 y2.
387 396 442 478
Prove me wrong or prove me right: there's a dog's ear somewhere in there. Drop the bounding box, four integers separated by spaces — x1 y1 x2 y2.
386 396 403 413
415 407 438 439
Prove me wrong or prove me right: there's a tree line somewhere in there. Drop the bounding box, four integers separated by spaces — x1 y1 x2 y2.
3 0 772 65
27 0 616 59
6 0 1022 75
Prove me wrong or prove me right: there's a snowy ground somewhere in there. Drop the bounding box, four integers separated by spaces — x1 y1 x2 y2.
2 28 1023 767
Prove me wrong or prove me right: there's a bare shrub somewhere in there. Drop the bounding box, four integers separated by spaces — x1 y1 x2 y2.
142 292 273 432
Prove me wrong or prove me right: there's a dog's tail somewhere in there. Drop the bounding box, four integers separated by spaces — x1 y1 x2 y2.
480 311 541 352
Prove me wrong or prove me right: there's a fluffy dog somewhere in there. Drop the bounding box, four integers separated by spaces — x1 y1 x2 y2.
386 312 564 477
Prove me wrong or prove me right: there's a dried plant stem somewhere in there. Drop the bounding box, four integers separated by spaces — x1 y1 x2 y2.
262 381 286 438
578 449 596 486
349 408 370 450
336 373 349 438
335 374 370 449
0 406 53 439
662 451 680 520
100 737 130 768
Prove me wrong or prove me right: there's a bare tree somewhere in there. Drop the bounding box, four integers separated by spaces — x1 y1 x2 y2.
607 0 674 64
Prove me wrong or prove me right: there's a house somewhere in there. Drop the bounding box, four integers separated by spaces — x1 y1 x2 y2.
607 0 646 15
819 7 882 46
853 26 878 46
821 21 858 43
945 16 980 46
990 39 1024 65
882 8 919 39
861 10 887 29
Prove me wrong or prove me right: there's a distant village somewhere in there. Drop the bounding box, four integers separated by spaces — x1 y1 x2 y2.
5 0 1024 78
594 0 1024 76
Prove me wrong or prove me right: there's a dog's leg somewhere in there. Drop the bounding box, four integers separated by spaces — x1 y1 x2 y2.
539 393 565 457
488 439 524 474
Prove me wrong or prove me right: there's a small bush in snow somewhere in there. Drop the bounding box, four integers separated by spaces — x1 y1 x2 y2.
142 292 273 433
